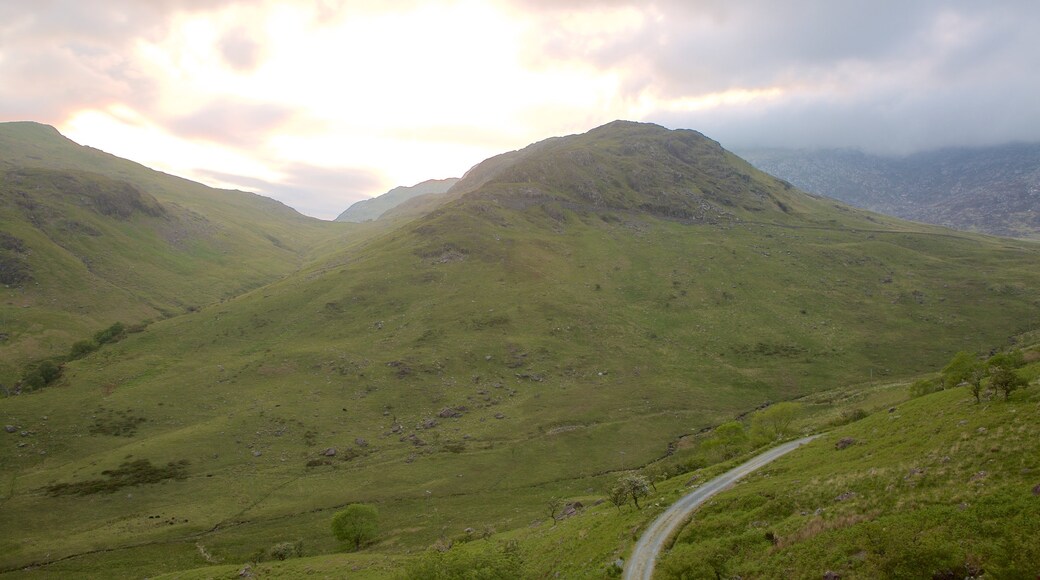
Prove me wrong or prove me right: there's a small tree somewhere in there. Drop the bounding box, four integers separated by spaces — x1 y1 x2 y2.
547 496 563 525
331 503 379 550
616 474 651 510
989 367 1027 401
609 485 628 513
750 403 800 441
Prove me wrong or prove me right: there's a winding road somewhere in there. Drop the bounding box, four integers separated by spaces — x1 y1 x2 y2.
624 435 819 580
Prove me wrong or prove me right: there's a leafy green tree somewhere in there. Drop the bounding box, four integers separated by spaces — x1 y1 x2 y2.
750 402 800 441
989 367 1027 400
942 351 987 403
331 503 379 550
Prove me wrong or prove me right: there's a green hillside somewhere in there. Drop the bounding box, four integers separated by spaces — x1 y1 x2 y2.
2 121 1039 578
0 122 344 381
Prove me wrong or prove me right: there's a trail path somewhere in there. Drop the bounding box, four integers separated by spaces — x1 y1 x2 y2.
624 435 819 580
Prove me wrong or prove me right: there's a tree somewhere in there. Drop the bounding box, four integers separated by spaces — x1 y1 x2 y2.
750 402 800 441
942 351 987 403
989 366 1027 401
613 473 652 510
547 496 563 525
331 503 379 550
609 485 628 513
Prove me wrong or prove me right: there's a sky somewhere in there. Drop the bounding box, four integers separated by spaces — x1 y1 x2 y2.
2 1 1038 219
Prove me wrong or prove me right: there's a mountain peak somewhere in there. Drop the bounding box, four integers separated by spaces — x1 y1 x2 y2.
448 121 795 221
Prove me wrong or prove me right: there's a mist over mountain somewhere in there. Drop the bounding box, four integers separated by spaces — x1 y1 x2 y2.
740 143 1040 238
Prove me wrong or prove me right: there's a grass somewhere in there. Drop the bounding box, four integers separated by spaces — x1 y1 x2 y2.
2 121 1040 578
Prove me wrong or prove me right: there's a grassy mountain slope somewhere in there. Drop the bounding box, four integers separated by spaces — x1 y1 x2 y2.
655 357 1040 579
335 178 460 222
0 122 343 380
2 121 1040 577
740 143 1040 239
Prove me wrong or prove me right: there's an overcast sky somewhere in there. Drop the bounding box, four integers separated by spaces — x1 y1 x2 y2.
2 1 1038 219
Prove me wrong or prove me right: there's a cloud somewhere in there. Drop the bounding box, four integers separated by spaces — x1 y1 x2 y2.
167 99 297 147
0 1 235 121
508 0 1040 152
200 162 385 220
218 26 265 72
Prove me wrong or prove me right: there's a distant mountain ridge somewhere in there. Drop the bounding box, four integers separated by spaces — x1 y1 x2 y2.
739 143 1040 238
335 177 459 222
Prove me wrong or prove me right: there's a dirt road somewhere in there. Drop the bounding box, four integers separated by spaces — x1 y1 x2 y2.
624 435 819 580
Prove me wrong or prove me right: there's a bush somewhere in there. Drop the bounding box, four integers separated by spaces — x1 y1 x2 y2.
269 540 303 561
20 360 62 391
69 340 99 359
94 322 126 345
331 503 379 550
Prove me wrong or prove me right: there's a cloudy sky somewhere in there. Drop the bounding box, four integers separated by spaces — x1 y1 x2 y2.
2 1 1038 219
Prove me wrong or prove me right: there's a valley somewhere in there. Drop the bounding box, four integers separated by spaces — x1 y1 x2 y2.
1 121 1039 578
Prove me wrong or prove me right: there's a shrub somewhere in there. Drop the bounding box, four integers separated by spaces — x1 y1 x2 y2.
269 540 303 561
94 322 126 345
69 339 99 359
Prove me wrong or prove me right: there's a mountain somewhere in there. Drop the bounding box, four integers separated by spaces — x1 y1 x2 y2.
0 122 341 382
739 143 1040 238
335 178 460 222
2 121 1040 578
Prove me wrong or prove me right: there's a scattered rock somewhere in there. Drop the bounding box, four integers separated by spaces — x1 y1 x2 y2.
558 501 584 520
835 491 857 502
3 425 15 433
374 321 383 330
464 527 475 535
1031 483 1040 496
251 450 262 457
970 471 988 483
354 437 368 447
401 433 426 446
438 407 463 419
823 571 841 580
421 418 438 429
685 474 701 487
494 413 505 419
834 437 856 450
322 447 336 457
238 563 253 578
20 431 29 437
940 455 951 463
484 355 492 361
888 407 896 413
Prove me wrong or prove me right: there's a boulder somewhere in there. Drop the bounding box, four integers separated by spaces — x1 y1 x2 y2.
834 437 856 450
